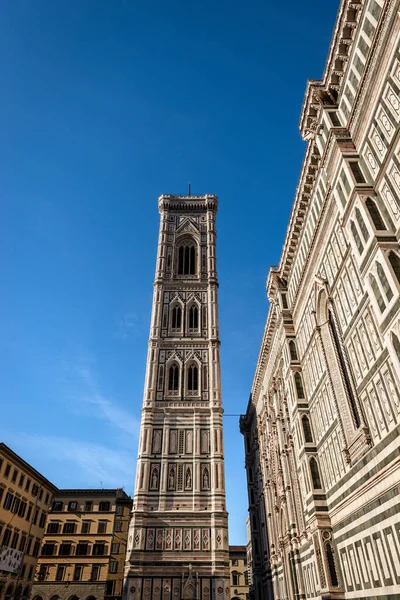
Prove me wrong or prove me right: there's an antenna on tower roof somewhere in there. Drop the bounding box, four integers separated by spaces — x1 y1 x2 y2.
188 182 191 196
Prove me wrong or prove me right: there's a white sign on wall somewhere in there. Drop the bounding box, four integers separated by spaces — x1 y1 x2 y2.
0 546 23 574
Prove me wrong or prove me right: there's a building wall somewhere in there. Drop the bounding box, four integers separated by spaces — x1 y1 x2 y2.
229 546 249 599
0 444 57 600
241 1 400 599
32 489 132 600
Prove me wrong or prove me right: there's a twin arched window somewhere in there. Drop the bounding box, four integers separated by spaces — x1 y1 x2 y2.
187 363 199 391
171 305 182 330
188 305 199 330
168 363 179 391
178 243 196 275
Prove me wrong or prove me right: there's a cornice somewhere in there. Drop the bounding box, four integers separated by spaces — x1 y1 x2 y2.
158 194 218 214
250 303 279 409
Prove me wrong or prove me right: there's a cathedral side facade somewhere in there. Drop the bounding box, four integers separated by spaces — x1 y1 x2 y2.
124 194 230 600
241 1 400 599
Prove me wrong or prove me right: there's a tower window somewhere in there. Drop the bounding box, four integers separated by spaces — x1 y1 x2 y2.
188 305 199 330
178 243 196 275
168 363 179 391
366 198 386 230
302 415 313 443
171 305 182 330
355 208 369 242
392 332 400 363
187 364 199 392
350 221 364 254
369 273 386 313
309 457 322 489
289 340 298 361
389 252 400 284
376 262 393 301
294 372 305 399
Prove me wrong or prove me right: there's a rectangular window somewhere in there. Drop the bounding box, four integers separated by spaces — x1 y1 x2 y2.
39 512 46 528
76 543 89 556
0 488 3 505
329 111 341 127
47 522 59 534
20 564 26 579
0 458 3 472
26 505 32 522
92 543 105 556
85 501 93 512
19 473 25 487
18 500 27 518
19 535 27 552
55 565 65 581
32 540 40 557
25 478 31 492
91 565 101 581
59 543 72 556
3 529 12 546
28 565 34 581
41 543 56 556
26 536 33 555
63 522 76 534
37 565 47 581
45 492 49 504
11 497 21 514
11 532 19 549
115 505 123 515
105 581 115 596
111 543 120 554
52 501 63 511
68 501 78 511
109 560 118 574
4 464 11 477
38 489 43 500
99 501 110 512
81 521 91 534
31 484 39 497
4 492 14 510
11 469 18 483
73 565 83 581
32 508 39 525
114 521 122 532
97 521 107 534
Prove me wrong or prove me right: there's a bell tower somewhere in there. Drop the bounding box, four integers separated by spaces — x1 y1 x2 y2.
124 194 230 600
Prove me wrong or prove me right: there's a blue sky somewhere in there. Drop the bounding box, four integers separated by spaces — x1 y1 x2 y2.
1 0 338 544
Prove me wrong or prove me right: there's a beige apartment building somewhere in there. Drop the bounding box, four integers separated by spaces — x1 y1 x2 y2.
241 0 400 599
229 546 249 600
0 443 58 600
32 489 132 600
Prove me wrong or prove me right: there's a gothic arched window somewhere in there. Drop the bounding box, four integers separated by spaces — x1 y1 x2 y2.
294 372 305 399
289 340 298 361
325 543 339 587
188 305 199 331
376 262 393 302
309 457 322 489
355 208 369 242
302 415 313 443
391 332 400 364
171 305 182 330
328 310 361 427
366 198 386 230
178 242 196 275
350 221 363 254
187 363 199 392
369 273 386 313
389 252 400 284
168 363 179 391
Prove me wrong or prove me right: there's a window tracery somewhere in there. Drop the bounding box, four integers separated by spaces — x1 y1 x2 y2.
167 362 180 394
177 240 197 275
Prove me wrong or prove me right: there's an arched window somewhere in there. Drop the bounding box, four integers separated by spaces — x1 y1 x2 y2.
366 198 386 230
328 310 361 427
302 415 313 443
168 363 179 391
325 543 339 587
294 372 305 399
171 305 182 330
355 208 369 242
178 242 196 275
289 340 298 361
391 332 400 363
187 363 199 392
188 305 199 330
389 252 400 284
376 262 393 301
369 273 386 313
309 457 322 489
350 221 363 254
